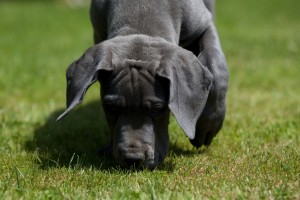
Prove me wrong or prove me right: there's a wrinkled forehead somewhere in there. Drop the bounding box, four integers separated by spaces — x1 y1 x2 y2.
100 66 168 105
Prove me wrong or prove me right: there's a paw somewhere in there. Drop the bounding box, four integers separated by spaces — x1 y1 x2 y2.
190 101 226 148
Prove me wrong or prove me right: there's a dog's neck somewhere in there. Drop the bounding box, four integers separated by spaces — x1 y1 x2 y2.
107 26 178 45
106 1 181 44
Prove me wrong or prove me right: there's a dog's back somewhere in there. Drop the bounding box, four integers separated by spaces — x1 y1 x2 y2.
90 0 212 45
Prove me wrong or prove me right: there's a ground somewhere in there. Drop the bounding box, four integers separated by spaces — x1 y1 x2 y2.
0 0 299 199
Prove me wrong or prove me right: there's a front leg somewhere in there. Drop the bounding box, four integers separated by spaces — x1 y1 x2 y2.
190 22 229 147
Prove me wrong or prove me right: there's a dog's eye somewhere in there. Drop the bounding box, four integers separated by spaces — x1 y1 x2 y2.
152 103 164 111
151 103 166 117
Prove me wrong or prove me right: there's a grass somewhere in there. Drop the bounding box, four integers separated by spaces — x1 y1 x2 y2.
0 0 299 199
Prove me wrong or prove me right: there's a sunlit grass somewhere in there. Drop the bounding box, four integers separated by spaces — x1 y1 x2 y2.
0 0 299 199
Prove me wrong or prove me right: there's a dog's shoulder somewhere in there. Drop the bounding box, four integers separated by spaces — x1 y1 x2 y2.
180 0 212 42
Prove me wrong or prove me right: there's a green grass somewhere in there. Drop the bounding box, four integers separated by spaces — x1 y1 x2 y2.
0 0 299 199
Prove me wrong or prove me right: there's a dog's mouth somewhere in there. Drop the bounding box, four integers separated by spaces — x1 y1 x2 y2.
121 157 159 170
115 150 160 170
122 160 155 170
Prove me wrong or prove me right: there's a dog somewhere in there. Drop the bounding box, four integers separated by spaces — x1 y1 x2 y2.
57 0 229 169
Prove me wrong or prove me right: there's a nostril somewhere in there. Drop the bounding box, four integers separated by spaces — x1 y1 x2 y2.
128 141 142 149
128 144 135 148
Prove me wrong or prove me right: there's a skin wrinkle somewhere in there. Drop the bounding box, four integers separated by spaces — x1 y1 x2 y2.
128 67 158 109
130 67 140 105
139 69 155 84
111 69 128 86
106 66 161 112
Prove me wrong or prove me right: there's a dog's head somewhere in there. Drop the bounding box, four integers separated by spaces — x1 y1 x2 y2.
57 35 213 169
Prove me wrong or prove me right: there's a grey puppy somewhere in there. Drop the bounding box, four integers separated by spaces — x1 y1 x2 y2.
57 0 229 169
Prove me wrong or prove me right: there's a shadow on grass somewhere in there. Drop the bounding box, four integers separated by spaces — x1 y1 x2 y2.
25 100 201 172
25 101 115 170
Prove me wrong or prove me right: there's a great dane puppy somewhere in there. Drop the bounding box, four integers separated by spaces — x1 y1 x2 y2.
57 0 229 169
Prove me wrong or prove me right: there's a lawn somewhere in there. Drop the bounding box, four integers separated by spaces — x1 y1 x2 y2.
0 0 299 199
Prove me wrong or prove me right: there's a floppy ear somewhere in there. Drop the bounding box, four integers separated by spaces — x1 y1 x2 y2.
157 48 213 139
57 44 112 121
